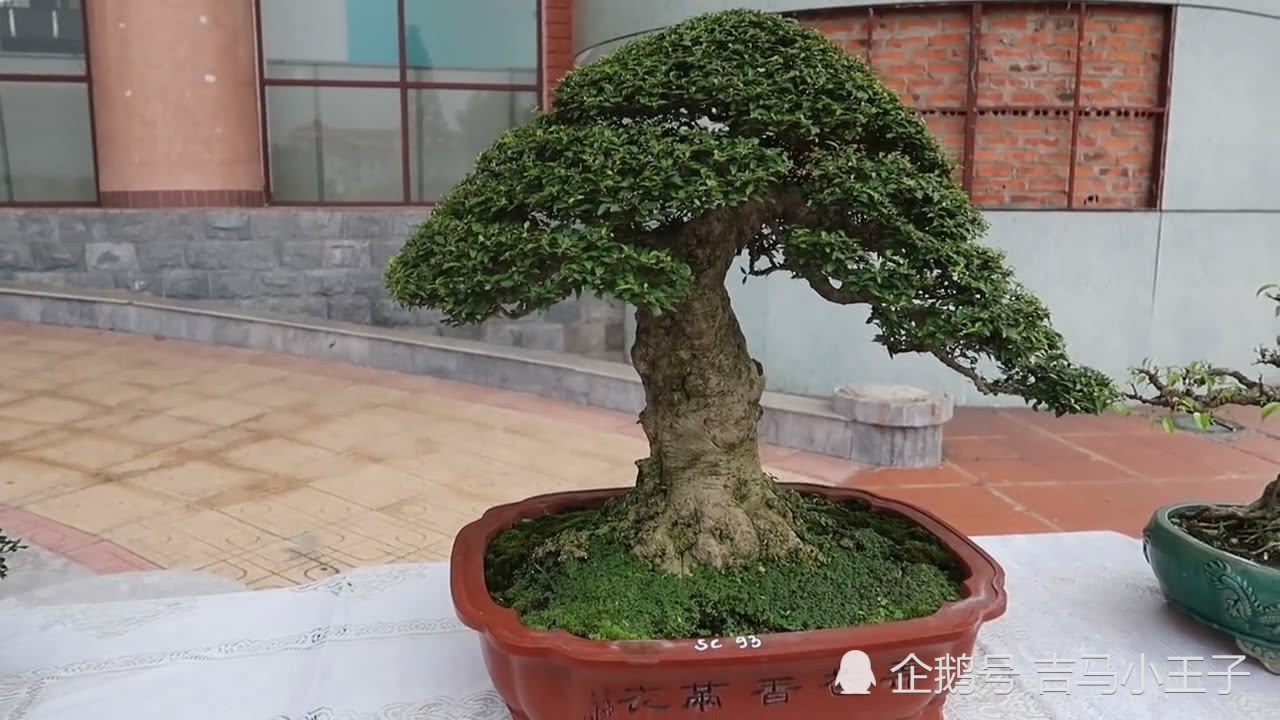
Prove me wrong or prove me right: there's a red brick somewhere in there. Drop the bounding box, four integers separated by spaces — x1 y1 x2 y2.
542 0 574 103
1081 6 1167 106
972 113 1072 208
978 5 1079 107
922 113 967 184
545 20 571 41
1072 114 1158 208
870 7 970 109
800 9 872 60
800 3 1167 210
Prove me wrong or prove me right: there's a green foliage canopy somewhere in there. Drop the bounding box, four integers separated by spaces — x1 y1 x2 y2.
385 9 1119 415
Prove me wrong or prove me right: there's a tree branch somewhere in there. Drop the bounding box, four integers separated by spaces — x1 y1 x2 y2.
929 351 997 395
805 276 870 305
1125 361 1279 411
1125 283 1280 419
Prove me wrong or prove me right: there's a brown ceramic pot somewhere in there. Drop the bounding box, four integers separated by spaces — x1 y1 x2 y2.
451 483 1007 720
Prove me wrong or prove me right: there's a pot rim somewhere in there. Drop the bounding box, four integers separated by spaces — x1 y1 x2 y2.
450 482 1008 666
1149 501 1280 578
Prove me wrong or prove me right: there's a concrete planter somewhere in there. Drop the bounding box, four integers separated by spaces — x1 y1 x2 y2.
1144 503 1280 674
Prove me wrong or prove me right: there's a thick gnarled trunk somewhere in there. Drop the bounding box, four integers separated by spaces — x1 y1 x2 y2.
622 233 810 572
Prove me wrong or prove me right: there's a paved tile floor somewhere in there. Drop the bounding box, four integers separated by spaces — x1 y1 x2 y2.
1 320 1277 589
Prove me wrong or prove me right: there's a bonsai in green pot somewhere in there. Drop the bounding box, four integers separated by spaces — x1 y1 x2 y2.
1131 284 1280 673
386 10 1118 718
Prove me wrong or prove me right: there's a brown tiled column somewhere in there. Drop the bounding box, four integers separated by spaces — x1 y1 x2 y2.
87 0 264 208
542 0 574 105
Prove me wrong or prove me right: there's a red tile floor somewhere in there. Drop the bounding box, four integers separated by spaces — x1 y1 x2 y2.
848 406 1280 537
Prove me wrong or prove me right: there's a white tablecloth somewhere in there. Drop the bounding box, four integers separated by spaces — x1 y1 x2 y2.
0 531 1274 719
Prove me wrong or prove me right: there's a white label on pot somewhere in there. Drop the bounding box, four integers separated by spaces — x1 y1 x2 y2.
693 635 763 652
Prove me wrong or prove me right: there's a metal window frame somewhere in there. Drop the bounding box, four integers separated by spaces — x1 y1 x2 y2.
0 0 99 207
254 0 544 207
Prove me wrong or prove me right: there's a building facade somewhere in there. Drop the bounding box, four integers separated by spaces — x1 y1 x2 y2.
1 0 574 207
1 0 1277 403
601 0 1280 404
0 0 616 356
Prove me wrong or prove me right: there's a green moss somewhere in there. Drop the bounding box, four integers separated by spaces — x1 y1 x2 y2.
484 492 964 641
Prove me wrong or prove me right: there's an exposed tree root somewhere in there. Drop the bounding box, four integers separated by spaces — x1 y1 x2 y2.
618 459 816 573
531 462 817 575
1175 476 1280 568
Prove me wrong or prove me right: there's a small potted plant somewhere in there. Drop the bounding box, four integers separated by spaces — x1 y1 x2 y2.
386 10 1119 719
1130 283 1280 674
0 528 20 579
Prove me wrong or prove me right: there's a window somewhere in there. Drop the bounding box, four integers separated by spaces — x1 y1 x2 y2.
0 0 96 204
256 0 540 204
799 3 1173 210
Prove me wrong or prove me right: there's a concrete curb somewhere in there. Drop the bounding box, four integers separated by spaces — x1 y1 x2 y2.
0 284 946 465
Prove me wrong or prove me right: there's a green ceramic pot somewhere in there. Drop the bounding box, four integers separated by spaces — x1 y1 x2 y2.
1144 502 1280 674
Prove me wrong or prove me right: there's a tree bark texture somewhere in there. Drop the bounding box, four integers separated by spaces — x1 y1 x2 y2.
622 217 809 572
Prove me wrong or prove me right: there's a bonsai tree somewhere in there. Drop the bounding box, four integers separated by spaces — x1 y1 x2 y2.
386 10 1118 574
1128 283 1280 567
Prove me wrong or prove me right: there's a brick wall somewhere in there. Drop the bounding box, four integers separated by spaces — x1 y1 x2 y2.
810 8 971 184
1073 6 1166 208
801 3 1169 210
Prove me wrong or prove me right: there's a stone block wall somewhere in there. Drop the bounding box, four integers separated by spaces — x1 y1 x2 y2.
0 208 626 356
